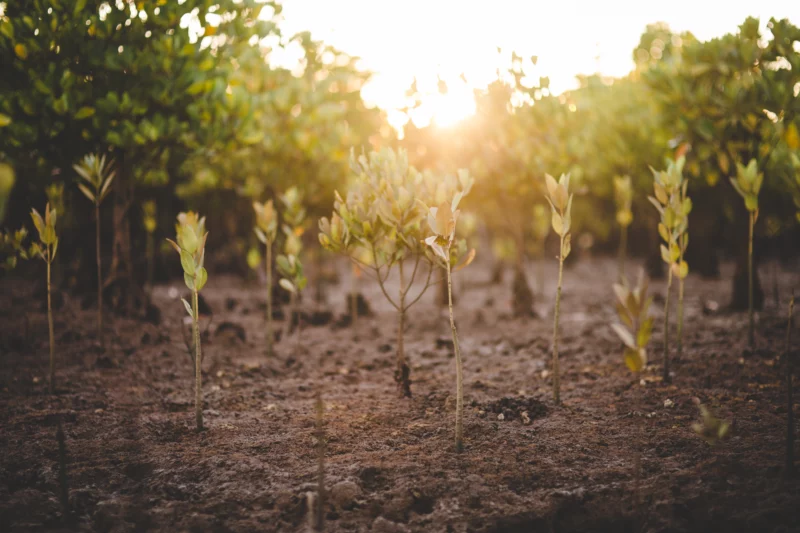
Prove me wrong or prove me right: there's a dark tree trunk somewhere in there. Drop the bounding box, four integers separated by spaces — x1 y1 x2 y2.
730 252 764 312
512 264 535 318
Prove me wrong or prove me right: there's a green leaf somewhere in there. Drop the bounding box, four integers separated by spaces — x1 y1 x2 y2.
744 194 758 212
195 267 208 291
184 272 195 291
279 278 296 293
624 348 645 373
77 183 95 202
181 298 194 318
180 249 195 276
611 323 636 349
74 106 96 119
0 114 11 127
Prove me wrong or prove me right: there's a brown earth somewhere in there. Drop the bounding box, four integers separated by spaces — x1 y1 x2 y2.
1 257 799 533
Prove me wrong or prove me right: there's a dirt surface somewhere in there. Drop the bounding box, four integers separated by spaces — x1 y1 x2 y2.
1 257 799 532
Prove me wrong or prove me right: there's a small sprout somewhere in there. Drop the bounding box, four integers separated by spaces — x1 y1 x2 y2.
74 153 116 349
692 404 731 446
649 156 690 382
167 211 209 430
423 181 475 453
277 188 307 352
614 175 633 280
253 199 279 355
731 159 762 348
31 203 59 394
545 172 572 404
611 270 653 373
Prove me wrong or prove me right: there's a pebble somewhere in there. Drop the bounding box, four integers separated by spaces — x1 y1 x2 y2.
329 480 360 510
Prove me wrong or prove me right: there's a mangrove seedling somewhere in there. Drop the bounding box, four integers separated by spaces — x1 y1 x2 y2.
731 159 763 348
545 172 573 405
74 153 115 349
692 403 731 446
253 199 278 355
276 253 307 353
142 200 157 291
614 175 633 281
166 212 209 431
320 148 473 397
648 157 689 382
30 203 59 394
424 198 476 452
611 270 654 375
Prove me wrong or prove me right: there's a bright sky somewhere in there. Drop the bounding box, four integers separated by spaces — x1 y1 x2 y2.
275 0 799 130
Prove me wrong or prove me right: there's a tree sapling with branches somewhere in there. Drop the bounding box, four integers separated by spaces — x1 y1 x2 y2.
30 203 59 394
166 212 209 431
545 173 573 405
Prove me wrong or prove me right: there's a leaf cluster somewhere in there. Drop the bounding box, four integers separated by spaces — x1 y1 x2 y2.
648 157 691 279
0 227 33 270
253 199 278 245
731 159 763 212
692 404 731 446
613 175 633 228
611 271 653 372
29 202 58 263
545 173 573 260
276 254 307 295
142 200 157 234
74 153 115 205
166 212 208 317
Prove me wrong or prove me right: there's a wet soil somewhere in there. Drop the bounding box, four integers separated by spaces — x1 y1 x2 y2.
1 257 799 532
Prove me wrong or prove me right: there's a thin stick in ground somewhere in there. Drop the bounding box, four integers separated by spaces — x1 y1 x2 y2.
786 291 795 479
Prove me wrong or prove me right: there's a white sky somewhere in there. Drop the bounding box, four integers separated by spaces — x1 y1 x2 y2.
275 0 799 128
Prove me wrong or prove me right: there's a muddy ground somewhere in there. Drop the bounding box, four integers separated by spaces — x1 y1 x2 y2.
1 257 799 532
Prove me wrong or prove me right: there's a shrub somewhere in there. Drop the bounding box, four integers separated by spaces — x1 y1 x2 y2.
253 199 278 355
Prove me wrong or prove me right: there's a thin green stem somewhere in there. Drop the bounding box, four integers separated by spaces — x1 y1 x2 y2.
193 289 203 430
266 242 273 356
446 253 464 452
748 211 755 348
552 235 564 405
618 225 627 282
351 264 358 329
663 267 673 383
395 260 410 397
146 232 154 292
96 203 104 349
47 250 55 395
677 235 685 359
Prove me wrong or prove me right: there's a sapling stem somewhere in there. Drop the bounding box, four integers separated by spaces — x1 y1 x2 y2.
193 288 203 430
786 291 795 479
146 231 154 292
396 260 410 397
95 202 104 349
446 252 464 452
552 235 564 405
350 263 358 329
618 224 627 282
266 242 273 356
663 264 673 383
47 249 55 395
677 234 686 359
748 211 755 348
314 392 325 531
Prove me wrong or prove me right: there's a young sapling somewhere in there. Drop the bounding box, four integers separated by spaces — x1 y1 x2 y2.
648 157 689 382
277 187 307 349
692 402 731 446
545 173 573 405
166 212 209 430
424 196 475 452
74 154 115 349
613 175 633 281
30 203 59 394
276 252 308 353
253 199 278 355
731 159 763 348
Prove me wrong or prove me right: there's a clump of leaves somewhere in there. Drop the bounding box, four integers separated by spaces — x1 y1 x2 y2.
74 154 116 349
0 162 14 223
648 156 690 382
319 148 473 397
731 159 763 348
166 212 209 431
253 199 278 355
277 187 307 351
424 192 475 453
611 271 653 374
692 403 731 446
614 175 633 281
142 200 157 291
545 173 572 405
30 203 58 394
1 227 32 270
